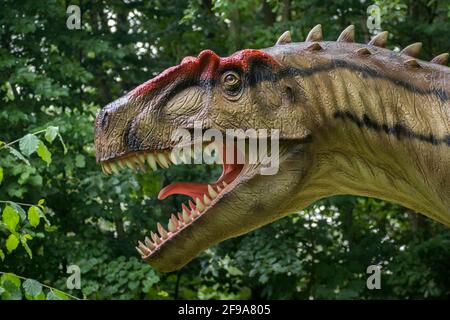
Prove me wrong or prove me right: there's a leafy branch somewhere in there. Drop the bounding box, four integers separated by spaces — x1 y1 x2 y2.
0 126 65 261
0 126 67 167
0 271 80 300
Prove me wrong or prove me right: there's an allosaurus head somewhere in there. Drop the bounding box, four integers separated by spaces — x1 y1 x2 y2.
94 25 450 272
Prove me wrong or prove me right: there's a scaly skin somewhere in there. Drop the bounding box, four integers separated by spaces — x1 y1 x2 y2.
94 25 450 272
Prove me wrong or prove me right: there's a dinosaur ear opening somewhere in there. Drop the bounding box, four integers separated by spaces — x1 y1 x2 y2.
284 85 295 103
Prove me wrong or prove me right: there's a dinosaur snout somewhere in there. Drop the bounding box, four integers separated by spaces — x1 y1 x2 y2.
94 95 134 162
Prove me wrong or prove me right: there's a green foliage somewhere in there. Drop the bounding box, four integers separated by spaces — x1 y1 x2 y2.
23 279 43 298
0 0 449 300
37 141 52 166
27 206 41 228
5 234 19 253
0 125 62 262
0 273 72 300
2 205 20 232
1 273 22 300
19 134 39 157
45 127 59 144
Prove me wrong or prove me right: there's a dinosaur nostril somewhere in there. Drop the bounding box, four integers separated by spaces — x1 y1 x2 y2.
101 111 110 129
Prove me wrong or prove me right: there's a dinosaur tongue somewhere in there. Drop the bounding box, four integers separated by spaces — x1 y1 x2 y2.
158 143 243 200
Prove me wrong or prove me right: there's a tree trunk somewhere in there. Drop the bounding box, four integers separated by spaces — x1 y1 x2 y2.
282 0 291 22
229 0 242 50
262 0 276 26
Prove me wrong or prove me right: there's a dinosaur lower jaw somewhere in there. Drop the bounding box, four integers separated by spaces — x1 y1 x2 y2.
99 142 245 262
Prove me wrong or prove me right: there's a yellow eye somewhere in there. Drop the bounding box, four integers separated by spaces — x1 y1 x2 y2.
221 71 241 91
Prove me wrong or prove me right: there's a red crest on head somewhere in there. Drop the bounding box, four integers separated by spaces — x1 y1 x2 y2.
130 49 278 97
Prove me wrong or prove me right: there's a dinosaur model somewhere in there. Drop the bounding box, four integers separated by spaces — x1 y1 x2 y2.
94 25 450 272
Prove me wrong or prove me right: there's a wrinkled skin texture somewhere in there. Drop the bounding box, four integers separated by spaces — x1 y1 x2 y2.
95 26 450 272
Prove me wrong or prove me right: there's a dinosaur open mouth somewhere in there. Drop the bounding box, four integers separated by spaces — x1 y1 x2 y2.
99 141 244 261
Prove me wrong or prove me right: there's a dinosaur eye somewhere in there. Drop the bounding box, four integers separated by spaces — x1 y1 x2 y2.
221 71 242 95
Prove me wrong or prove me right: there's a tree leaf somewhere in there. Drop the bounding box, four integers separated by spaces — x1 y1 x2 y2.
37 140 52 166
0 249 5 261
1 280 22 300
2 205 20 232
19 133 39 156
7 146 30 165
1 273 21 287
7 201 27 221
5 81 15 101
45 224 57 232
0 166 3 184
46 290 64 300
6 234 20 253
44 126 59 143
23 234 32 241
28 206 41 227
23 279 42 297
75 154 85 168
20 235 33 258
30 291 46 300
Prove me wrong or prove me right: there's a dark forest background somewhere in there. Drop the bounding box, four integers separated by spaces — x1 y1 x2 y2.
0 0 449 299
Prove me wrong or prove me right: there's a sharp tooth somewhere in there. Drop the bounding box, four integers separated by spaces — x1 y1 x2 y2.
118 160 126 169
151 231 161 244
125 159 135 170
164 151 172 164
135 247 145 256
168 220 176 232
136 159 146 172
171 214 179 228
191 210 199 218
138 154 146 164
182 210 191 223
177 212 184 223
144 237 155 250
157 223 168 239
188 200 196 211
203 194 211 205
101 164 107 174
104 163 112 174
195 198 205 211
216 185 223 192
208 185 217 198
138 241 152 255
222 181 228 187
146 154 157 171
182 203 191 214
157 153 169 168
110 162 120 174
181 204 191 222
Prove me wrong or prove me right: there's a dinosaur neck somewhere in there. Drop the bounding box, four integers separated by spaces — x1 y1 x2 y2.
296 65 450 226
